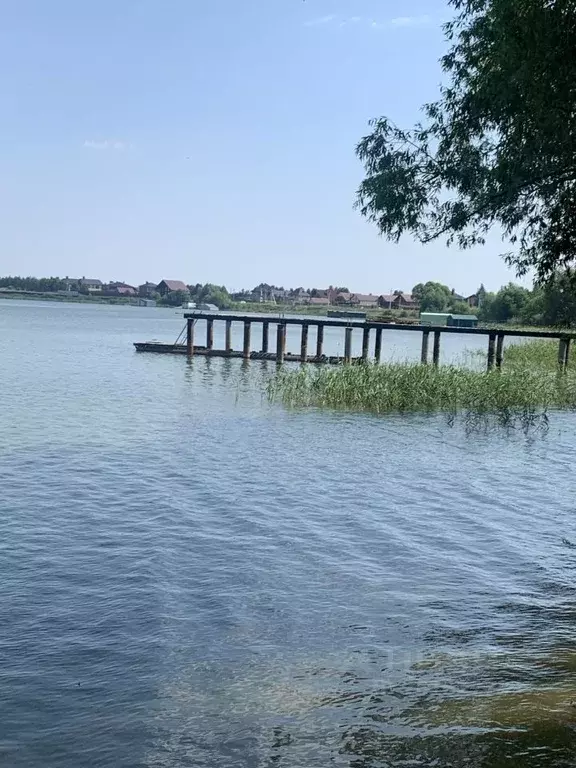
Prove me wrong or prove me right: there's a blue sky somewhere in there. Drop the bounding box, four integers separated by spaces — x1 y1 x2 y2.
0 0 519 293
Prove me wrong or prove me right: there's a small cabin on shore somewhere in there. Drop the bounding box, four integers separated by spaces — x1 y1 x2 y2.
420 312 479 328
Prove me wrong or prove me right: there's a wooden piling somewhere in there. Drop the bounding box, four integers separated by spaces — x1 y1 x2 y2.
276 323 286 363
421 329 430 365
487 333 496 371
243 321 251 359
374 327 383 363
300 324 309 362
262 321 269 354
496 333 505 369
316 323 324 358
344 327 353 364
566 338 571 369
558 337 569 371
362 327 370 362
186 318 194 357
225 320 232 353
432 330 441 367
206 319 214 350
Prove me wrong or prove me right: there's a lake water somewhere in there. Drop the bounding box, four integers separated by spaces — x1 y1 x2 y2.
2 299 576 767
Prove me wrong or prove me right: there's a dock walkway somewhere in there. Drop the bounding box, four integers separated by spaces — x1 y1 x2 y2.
134 311 576 370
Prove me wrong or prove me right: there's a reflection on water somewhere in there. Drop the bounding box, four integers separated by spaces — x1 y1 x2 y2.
2 301 576 767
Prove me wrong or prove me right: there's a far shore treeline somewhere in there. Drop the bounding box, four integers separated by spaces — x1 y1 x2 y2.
2 274 576 327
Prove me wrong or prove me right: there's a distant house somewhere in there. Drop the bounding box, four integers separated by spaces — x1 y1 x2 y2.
138 282 158 298
290 288 308 303
250 285 287 303
105 282 137 296
467 286 486 308
467 292 487 308
308 297 330 306
350 293 380 308
379 293 419 310
79 278 103 293
156 280 188 297
334 291 353 305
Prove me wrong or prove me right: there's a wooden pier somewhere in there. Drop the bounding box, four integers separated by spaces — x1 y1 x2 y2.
134 311 576 371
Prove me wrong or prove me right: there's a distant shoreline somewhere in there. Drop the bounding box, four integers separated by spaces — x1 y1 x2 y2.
0 291 135 306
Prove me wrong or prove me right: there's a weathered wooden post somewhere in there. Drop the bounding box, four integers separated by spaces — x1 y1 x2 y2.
362 327 370 362
558 337 569 371
300 324 309 362
276 323 286 363
496 333 505 369
225 320 232 353
186 318 194 356
432 330 441 367
374 327 383 363
206 319 214 351
243 321 251 359
262 321 269 354
421 329 430 365
316 323 324 359
487 333 496 371
565 338 572 370
344 327 353 364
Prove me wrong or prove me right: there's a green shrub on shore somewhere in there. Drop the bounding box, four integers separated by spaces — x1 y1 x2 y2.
267 359 576 418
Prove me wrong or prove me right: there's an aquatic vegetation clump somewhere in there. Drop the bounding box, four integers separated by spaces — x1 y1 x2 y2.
267 361 576 420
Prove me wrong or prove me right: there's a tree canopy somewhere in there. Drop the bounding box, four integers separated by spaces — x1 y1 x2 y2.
412 281 473 313
356 0 576 282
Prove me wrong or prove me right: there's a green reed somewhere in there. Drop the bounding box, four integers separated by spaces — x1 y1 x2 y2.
503 338 576 371
267 357 576 418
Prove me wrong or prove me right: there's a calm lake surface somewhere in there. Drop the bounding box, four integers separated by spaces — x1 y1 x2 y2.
2 299 576 767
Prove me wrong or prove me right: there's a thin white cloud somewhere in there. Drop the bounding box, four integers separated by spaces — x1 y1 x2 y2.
303 15 334 27
389 15 433 27
306 13 437 31
83 139 128 151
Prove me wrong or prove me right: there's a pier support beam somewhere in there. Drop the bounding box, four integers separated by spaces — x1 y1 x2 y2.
186 319 194 357
432 331 441 367
276 323 286 363
243 321 251 359
421 330 430 365
262 321 269 354
362 327 370 362
344 327 353 364
496 333 505 369
316 324 324 359
374 328 383 364
206 319 214 351
225 320 232 353
559 337 570 371
487 333 496 371
300 324 309 362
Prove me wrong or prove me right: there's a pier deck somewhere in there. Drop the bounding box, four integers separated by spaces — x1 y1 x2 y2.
134 311 576 371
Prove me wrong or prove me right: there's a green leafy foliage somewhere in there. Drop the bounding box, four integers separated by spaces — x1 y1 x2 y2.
356 0 576 281
0 276 69 292
479 283 532 323
159 289 190 307
188 283 233 309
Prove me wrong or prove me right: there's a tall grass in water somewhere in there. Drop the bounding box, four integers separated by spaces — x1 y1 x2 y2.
504 338 576 371
267 357 576 422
